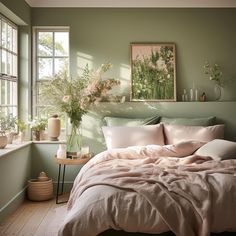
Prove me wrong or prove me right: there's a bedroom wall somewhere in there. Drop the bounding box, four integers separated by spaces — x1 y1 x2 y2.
31 8 236 101
0 145 31 222
0 0 32 223
30 8 236 193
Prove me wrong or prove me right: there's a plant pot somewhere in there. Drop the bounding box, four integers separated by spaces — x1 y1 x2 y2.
0 131 8 149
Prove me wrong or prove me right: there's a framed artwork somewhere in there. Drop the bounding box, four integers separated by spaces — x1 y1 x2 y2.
131 43 176 101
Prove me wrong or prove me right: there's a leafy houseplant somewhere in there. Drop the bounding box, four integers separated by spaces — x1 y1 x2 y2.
203 61 223 100
40 63 120 156
0 114 17 144
15 119 27 142
29 117 47 141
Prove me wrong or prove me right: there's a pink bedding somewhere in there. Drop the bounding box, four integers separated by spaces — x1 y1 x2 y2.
58 141 236 236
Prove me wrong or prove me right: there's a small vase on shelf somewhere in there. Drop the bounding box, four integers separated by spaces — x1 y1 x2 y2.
214 84 222 101
48 114 61 141
57 144 66 159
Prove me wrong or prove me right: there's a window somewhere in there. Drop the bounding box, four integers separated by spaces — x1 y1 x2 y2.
33 27 69 118
0 14 18 117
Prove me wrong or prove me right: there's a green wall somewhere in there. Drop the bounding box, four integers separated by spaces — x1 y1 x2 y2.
0 145 31 222
1 5 236 223
0 0 31 223
31 8 236 101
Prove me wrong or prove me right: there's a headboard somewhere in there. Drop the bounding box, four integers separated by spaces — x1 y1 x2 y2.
82 101 236 154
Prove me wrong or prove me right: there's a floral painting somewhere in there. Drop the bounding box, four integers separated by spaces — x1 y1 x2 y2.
131 43 176 101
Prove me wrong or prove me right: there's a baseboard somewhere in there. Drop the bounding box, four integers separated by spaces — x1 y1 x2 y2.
0 186 27 223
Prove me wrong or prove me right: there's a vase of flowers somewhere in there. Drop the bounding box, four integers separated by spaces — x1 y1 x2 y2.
203 61 223 101
41 63 120 157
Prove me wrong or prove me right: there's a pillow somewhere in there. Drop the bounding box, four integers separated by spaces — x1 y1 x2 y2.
163 123 225 144
103 115 160 127
102 124 164 149
195 139 236 161
160 116 216 126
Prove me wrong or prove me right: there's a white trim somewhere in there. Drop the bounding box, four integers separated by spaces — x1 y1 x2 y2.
25 0 236 8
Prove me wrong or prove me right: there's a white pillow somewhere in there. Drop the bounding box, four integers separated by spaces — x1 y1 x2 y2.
102 124 164 149
195 139 236 161
163 123 225 144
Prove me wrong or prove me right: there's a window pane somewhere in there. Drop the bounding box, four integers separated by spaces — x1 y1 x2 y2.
7 53 13 75
37 82 44 105
38 32 53 56
55 32 69 56
55 58 68 75
12 81 17 105
13 28 17 53
1 49 7 74
6 80 10 105
1 20 7 48
1 80 5 104
38 58 53 79
7 25 12 51
13 55 17 76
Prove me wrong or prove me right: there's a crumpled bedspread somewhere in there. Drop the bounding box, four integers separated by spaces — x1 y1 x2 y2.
58 141 236 236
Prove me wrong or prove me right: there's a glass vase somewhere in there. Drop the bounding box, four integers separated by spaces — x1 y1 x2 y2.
214 84 222 101
66 121 82 158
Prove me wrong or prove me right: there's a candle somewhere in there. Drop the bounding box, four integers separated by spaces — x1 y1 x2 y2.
81 146 89 155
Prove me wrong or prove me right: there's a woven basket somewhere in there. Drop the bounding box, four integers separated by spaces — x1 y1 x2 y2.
27 179 53 201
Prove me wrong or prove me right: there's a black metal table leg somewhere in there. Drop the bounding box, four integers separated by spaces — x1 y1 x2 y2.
61 165 66 195
56 164 61 204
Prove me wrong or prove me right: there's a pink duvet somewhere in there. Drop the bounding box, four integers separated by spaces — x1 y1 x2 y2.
58 141 236 236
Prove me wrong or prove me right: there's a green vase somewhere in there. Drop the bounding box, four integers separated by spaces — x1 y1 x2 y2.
66 121 82 158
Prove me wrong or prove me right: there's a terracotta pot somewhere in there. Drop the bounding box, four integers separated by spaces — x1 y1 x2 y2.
0 132 8 149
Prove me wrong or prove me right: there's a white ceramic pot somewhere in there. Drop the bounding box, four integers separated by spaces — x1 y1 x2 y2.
57 144 67 159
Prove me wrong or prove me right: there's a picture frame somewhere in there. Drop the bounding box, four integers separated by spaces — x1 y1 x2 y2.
130 43 176 101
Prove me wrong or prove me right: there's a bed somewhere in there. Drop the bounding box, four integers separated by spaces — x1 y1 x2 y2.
58 121 236 236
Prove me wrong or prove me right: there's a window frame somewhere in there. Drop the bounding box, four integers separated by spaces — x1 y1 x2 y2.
0 13 18 118
32 26 70 118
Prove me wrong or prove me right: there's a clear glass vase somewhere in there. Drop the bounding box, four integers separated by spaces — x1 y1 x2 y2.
214 84 222 101
66 121 82 158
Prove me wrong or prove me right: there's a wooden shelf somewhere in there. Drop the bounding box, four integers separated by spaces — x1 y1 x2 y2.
54 156 92 165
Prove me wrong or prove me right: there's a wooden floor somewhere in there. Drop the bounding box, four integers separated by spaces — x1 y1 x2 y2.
0 195 68 236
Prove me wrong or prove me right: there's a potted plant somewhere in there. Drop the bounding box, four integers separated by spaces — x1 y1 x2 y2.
15 119 27 142
29 117 47 141
0 113 17 144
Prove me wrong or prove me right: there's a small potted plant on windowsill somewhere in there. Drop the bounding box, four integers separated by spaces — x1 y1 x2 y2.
29 117 47 141
0 113 17 145
15 119 27 142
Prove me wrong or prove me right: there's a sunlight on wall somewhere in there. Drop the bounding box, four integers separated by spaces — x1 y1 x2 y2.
76 52 93 76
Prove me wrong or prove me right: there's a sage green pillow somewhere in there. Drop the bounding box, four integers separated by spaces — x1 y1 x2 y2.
103 115 160 127
160 116 216 126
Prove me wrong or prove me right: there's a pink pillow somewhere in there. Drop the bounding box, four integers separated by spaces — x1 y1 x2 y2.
102 124 164 149
163 123 225 144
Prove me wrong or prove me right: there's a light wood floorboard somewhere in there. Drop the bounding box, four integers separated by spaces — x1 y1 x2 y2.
0 195 68 236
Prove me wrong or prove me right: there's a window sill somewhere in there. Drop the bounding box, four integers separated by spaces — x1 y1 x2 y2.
32 140 66 144
0 142 32 158
0 140 67 158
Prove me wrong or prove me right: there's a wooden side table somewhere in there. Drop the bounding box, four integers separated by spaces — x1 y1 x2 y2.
54 156 92 204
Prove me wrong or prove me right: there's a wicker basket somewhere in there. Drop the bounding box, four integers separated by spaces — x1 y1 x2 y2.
27 178 53 201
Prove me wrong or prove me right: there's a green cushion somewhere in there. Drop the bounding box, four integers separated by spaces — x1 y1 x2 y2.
160 116 216 126
103 115 160 127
